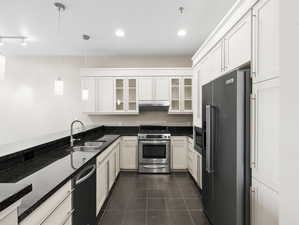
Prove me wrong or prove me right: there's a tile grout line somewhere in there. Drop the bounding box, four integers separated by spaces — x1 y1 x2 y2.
175 176 197 225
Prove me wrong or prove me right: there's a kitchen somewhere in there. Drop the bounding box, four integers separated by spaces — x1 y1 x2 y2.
0 0 297 225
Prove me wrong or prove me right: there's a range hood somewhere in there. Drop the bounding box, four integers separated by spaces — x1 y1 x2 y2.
139 101 170 111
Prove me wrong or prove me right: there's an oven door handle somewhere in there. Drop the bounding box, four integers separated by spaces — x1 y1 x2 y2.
139 140 170 145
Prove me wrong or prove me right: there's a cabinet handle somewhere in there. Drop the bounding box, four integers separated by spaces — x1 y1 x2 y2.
250 94 257 168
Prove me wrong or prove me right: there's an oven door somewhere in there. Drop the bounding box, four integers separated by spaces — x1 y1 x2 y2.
139 140 170 164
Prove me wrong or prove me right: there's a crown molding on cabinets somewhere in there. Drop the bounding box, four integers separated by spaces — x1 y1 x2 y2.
80 67 192 78
192 0 258 66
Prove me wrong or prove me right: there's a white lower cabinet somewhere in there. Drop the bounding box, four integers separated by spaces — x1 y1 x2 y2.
108 152 116 190
96 140 120 215
196 153 202 189
96 158 108 215
171 137 187 170
20 181 72 225
120 137 137 170
0 201 20 225
251 178 278 225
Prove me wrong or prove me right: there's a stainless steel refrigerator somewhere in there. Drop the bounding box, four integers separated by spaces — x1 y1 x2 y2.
202 69 251 225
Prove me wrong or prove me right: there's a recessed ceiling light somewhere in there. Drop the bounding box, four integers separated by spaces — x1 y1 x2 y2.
115 29 125 37
21 39 27 47
177 29 187 37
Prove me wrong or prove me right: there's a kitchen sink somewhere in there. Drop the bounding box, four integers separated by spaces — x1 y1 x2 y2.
73 141 106 152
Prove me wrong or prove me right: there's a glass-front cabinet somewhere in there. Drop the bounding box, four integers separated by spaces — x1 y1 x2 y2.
169 77 192 113
170 78 180 112
114 78 138 113
127 79 137 112
183 78 192 112
115 79 125 111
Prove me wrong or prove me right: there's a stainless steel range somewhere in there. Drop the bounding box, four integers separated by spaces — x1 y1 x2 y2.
138 126 171 173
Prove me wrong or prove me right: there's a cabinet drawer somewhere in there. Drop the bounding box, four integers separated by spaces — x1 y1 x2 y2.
20 181 72 225
42 195 73 225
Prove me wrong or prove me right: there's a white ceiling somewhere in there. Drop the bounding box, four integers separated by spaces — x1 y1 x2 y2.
0 0 238 56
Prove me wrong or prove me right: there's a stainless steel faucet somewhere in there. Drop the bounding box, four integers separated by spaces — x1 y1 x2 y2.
70 120 85 147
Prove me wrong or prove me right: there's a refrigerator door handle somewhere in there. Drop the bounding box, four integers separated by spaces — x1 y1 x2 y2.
206 105 215 173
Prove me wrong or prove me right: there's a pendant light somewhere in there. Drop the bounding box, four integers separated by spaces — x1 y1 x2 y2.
0 54 5 81
53 2 66 96
81 34 90 101
177 6 187 38
54 77 64 96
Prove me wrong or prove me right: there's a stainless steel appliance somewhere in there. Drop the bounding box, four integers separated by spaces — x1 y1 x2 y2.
202 69 251 225
194 126 203 152
73 159 96 225
138 126 171 173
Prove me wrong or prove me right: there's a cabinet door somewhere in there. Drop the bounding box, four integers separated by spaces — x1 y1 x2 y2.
96 159 108 214
182 78 192 112
251 79 279 191
154 77 169 101
200 42 223 85
251 179 278 225
193 65 201 126
224 12 251 71
108 153 116 190
81 77 96 113
96 78 114 113
171 137 187 169
120 137 137 169
115 78 125 111
139 78 153 101
0 208 18 225
115 143 120 176
252 0 279 83
169 78 181 112
127 78 138 112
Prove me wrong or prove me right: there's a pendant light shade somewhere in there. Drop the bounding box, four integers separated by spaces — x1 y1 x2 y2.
82 89 89 101
0 54 5 81
54 77 64 96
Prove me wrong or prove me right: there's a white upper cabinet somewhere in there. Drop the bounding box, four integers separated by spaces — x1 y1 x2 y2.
154 77 169 101
138 77 153 101
252 0 279 83
81 77 96 113
127 79 138 112
224 11 252 72
138 77 169 102
115 78 138 113
251 78 279 191
183 78 192 112
96 78 114 113
169 77 192 114
200 41 223 85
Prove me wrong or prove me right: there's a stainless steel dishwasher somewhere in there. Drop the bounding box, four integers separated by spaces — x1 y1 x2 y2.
73 159 96 225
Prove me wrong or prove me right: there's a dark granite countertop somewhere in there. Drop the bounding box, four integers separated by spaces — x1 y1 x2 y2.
0 125 193 220
0 184 32 212
0 135 120 221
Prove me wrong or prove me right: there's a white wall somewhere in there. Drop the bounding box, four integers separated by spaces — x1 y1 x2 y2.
279 0 299 224
0 56 192 146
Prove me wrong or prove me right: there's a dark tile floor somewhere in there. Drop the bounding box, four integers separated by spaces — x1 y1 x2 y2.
98 172 210 225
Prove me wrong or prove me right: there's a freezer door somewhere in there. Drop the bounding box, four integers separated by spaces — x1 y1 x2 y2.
212 70 246 225
202 82 216 225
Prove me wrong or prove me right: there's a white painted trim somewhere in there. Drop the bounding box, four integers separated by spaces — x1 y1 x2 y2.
80 67 192 77
192 0 258 66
